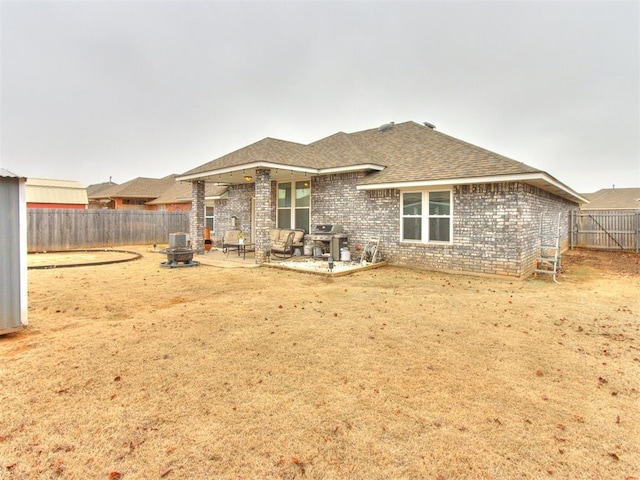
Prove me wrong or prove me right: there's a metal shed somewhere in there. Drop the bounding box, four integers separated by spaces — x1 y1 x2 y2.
0 169 28 334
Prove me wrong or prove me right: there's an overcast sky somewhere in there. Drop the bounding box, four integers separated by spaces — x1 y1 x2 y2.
1 0 638 193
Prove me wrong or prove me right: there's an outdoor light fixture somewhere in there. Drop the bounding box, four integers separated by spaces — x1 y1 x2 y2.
328 255 334 272
244 175 253 182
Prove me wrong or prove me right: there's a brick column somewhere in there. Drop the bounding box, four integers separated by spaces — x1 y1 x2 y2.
254 168 272 264
190 180 205 253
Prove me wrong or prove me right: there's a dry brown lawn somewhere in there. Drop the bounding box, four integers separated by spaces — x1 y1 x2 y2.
1 248 639 479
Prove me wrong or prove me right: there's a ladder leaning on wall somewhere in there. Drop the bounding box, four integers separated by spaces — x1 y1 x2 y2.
535 212 562 283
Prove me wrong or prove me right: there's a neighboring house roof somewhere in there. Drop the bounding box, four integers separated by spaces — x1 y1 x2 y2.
25 178 88 205
147 181 228 205
89 175 178 200
86 181 118 197
581 188 640 210
177 121 586 204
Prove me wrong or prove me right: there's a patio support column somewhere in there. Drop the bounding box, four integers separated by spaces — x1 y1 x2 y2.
254 168 272 264
190 180 205 253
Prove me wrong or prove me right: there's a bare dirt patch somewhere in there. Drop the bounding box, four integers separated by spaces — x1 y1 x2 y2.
1 248 639 479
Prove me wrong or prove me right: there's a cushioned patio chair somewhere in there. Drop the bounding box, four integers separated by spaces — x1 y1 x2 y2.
291 229 306 255
270 229 296 258
222 229 243 253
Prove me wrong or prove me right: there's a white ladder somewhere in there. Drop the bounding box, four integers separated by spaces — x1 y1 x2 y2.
535 212 562 283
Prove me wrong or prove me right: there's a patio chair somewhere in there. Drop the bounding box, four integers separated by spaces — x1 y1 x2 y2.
270 229 296 258
222 229 243 253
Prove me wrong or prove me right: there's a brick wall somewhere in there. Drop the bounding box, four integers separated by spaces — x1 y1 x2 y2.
165 203 191 212
211 183 254 246
254 168 272 263
311 172 399 259
210 172 576 277
190 181 205 253
516 184 575 277
312 174 576 277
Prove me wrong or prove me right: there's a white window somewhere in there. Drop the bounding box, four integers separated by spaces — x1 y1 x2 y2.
401 190 452 243
205 203 215 231
277 181 310 233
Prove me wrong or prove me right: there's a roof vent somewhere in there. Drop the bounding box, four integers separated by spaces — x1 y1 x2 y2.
378 121 395 132
423 121 436 129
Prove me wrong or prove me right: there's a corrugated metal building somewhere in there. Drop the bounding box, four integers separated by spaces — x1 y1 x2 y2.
0 168 28 334
26 177 88 209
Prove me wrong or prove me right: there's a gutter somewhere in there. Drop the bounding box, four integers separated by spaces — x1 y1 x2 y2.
356 172 589 204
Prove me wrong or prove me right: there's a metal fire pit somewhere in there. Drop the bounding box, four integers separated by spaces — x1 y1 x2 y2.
161 247 199 268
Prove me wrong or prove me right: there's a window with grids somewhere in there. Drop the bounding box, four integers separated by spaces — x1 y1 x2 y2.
277 181 310 233
401 190 451 243
205 204 215 230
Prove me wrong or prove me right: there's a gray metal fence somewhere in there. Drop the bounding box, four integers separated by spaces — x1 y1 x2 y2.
569 210 639 252
28 209 190 252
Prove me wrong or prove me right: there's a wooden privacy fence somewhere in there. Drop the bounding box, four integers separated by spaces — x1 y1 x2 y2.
569 210 639 252
28 209 190 252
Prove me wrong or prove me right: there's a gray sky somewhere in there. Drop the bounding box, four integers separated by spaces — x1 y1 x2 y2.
1 0 638 193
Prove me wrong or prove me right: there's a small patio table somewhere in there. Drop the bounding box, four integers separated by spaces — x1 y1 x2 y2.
225 242 255 260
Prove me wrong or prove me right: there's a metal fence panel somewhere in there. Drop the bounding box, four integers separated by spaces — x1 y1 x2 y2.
27 209 189 251
570 210 639 252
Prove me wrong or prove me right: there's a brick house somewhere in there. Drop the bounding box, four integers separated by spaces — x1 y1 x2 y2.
147 180 228 235
147 180 227 212
88 175 180 210
86 180 118 208
177 121 587 278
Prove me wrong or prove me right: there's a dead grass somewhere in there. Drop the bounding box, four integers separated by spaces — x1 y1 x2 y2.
1 248 639 479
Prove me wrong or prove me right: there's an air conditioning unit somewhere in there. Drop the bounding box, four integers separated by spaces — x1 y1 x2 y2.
169 232 188 248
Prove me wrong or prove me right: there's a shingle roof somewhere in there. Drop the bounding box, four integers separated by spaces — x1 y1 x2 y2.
147 181 228 205
86 181 118 197
89 175 178 199
582 188 640 210
178 120 584 203
342 122 541 185
182 121 541 180
181 138 313 176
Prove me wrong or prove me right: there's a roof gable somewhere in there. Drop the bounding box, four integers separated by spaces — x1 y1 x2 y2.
181 138 312 177
308 132 379 168
90 175 178 199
